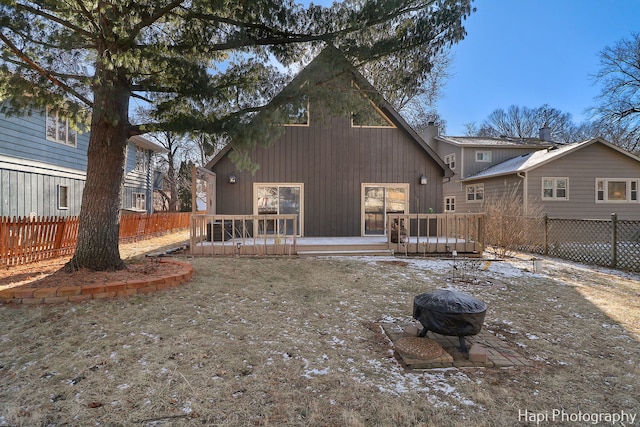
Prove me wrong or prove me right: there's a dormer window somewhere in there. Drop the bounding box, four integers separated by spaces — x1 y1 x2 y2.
46 108 77 147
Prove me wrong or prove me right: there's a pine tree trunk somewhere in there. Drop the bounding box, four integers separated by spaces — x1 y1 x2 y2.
65 76 130 271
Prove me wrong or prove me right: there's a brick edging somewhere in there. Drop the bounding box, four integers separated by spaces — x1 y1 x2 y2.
0 259 193 305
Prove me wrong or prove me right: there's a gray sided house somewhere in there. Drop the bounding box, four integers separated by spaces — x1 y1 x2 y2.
422 123 551 214
0 108 166 217
460 138 640 220
206 47 452 237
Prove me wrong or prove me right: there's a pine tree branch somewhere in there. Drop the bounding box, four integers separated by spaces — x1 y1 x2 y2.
15 3 94 39
0 31 93 107
73 0 101 34
126 0 187 44
129 105 265 137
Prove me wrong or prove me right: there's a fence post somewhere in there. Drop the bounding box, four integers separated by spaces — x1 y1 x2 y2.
611 213 618 268
543 214 549 256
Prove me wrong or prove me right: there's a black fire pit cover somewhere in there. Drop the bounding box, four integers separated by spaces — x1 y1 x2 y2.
413 289 487 351
414 289 486 315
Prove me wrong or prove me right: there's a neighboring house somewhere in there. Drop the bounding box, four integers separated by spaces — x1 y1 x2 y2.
0 107 166 217
424 123 640 220
206 46 453 237
423 123 551 214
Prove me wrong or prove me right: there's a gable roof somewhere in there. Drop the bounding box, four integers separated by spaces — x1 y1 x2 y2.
130 135 167 153
461 137 640 182
436 135 550 149
206 45 452 177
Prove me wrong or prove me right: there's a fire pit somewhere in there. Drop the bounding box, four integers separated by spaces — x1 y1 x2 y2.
413 289 487 353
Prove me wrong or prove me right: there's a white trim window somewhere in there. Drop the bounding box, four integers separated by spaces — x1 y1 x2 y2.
475 150 491 162
596 178 639 203
133 192 146 210
134 146 148 172
542 177 568 200
283 96 309 126
444 196 455 212
466 184 484 202
57 185 69 209
46 108 77 146
444 153 456 170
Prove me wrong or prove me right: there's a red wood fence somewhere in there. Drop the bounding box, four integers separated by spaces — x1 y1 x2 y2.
0 212 190 267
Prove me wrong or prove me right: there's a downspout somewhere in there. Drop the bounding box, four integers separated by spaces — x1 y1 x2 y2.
146 150 152 213
517 171 527 214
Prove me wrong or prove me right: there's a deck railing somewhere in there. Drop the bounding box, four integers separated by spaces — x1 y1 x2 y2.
387 213 484 255
190 214 298 256
0 212 191 267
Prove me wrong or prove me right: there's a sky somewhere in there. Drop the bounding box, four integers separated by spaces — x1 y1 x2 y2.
436 0 640 135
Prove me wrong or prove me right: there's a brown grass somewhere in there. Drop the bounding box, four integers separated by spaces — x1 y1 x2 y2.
1 249 639 426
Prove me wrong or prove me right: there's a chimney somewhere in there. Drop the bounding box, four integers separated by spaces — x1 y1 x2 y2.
539 126 551 142
423 121 439 144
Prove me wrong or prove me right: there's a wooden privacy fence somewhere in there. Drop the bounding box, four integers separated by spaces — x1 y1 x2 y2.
0 212 190 267
514 213 640 272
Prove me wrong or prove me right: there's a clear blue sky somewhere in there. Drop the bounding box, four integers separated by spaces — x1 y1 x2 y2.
301 0 640 135
438 0 640 135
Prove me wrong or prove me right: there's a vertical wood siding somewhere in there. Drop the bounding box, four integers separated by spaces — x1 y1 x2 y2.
0 168 84 216
212 117 444 237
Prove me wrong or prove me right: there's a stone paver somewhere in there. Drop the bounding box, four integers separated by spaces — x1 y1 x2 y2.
382 322 535 369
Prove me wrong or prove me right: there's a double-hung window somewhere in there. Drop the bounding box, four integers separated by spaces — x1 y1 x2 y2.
596 178 639 203
444 154 456 170
46 108 77 146
134 146 148 172
542 178 568 200
444 196 456 212
133 192 146 210
466 184 484 202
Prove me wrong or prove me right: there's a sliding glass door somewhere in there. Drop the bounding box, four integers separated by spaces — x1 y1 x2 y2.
362 184 408 235
255 183 303 236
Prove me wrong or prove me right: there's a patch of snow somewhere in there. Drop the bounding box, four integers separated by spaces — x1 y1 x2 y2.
140 331 160 341
526 333 539 340
331 336 345 346
301 356 331 379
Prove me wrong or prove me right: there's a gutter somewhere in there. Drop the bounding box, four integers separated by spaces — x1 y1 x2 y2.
517 171 527 213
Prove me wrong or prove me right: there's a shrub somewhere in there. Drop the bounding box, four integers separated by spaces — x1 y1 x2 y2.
482 184 545 258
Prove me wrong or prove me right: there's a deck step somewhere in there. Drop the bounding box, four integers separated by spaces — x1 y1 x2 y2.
296 249 394 257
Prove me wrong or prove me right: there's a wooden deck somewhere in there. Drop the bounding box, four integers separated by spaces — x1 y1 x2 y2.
190 214 484 256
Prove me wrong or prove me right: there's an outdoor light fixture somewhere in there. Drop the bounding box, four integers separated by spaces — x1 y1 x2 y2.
229 172 237 184
420 175 427 185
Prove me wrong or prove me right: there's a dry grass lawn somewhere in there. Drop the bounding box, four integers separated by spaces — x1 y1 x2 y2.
1 246 639 426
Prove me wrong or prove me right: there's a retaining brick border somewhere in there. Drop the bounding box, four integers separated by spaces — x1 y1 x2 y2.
0 259 193 306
